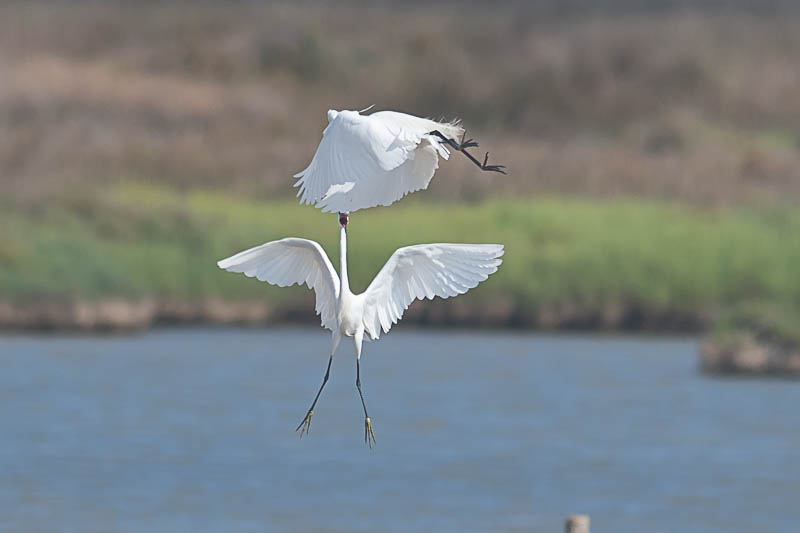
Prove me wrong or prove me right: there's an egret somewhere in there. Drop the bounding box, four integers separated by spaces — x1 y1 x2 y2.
217 213 504 447
294 108 506 214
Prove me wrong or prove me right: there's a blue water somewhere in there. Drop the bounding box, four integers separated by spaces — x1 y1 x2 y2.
0 328 797 532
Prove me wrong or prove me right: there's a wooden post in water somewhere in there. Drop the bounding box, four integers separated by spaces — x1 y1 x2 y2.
564 514 590 533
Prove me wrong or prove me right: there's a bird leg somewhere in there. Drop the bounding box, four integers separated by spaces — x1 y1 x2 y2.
296 354 333 438
356 358 376 448
428 129 475 151
427 130 507 174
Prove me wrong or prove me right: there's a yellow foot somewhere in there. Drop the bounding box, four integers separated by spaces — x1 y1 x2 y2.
296 409 313 438
364 417 376 448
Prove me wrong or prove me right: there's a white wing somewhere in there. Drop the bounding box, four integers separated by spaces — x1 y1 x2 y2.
361 244 504 339
217 238 340 331
294 109 464 213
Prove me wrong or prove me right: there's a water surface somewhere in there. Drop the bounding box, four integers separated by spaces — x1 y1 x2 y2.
0 328 797 532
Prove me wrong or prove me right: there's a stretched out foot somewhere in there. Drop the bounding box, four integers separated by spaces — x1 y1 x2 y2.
427 129 507 175
364 417 376 448
480 151 506 174
296 409 313 438
456 131 479 150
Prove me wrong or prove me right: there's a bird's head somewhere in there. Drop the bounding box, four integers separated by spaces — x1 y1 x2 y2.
339 212 349 228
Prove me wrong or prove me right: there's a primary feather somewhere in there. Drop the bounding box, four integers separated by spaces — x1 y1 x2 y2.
217 238 340 331
361 244 504 339
294 109 464 213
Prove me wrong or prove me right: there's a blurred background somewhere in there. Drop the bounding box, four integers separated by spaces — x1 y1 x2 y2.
1 1 799 532
2 0 800 334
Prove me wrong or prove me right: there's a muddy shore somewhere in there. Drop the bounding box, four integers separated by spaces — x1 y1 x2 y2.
700 334 800 377
0 298 711 334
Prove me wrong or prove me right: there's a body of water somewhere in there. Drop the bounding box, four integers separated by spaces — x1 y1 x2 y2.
0 328 797 532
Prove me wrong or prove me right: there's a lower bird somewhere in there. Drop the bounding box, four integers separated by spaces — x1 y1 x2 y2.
217 213 504 447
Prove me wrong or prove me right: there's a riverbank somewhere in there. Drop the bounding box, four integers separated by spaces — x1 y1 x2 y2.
700 304 800 376
2 184 797 333
701 333 800 376
0 297 711 333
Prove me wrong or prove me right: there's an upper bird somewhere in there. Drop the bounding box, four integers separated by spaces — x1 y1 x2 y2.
294 108 506 214
217 213 504 447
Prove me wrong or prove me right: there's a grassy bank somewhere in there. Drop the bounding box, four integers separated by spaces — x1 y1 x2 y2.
3 184 798 330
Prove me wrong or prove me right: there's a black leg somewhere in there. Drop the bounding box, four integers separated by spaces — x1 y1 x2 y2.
356 359 376 448
428 130 507 174
428 129 463 151
296 354 333 438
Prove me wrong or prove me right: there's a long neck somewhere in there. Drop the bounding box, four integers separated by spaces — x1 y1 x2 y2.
339 225 350 295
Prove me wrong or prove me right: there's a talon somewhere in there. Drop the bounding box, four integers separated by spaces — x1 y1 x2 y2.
485 165 507 174
296 409 313 438
479 153 506 174
364 417 376 448
433 128 505 174
458 131 479 150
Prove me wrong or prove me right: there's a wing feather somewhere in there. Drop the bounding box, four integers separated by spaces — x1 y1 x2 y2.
361 244 504 339
294 109 464 213
217 238 340 331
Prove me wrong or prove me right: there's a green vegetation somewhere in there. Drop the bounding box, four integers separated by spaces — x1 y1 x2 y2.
3 184 798 327
2 3 799 336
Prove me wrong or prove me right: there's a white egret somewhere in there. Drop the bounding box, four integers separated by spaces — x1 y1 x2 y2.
217 213 504 447
294 108 506 214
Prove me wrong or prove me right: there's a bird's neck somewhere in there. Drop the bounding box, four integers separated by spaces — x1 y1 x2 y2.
339 225 351 296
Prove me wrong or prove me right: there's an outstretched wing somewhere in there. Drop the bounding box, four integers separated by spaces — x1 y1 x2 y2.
217 238 340 331
361 244 504 339
293 109 463 213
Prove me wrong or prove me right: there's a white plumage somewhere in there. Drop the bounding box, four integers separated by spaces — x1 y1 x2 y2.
361 243 503 340
294 109 466 213
217 224 503 341
217 215 504 445
217 238 339 332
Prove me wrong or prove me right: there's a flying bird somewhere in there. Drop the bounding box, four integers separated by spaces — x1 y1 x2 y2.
217 213 504 447
294 108 506 214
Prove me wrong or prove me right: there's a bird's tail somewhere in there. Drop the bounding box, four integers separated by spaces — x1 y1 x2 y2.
432 118 465 142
